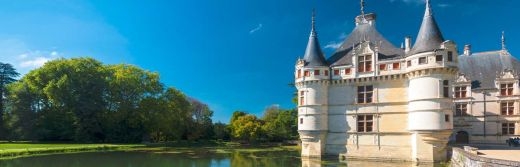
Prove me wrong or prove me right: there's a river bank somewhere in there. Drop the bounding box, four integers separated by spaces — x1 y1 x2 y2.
0 141 299 160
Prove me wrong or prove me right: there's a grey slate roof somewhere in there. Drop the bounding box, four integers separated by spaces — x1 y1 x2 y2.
408 1 444 56
303 29 328 67
327 20 404 67
458 50 520 89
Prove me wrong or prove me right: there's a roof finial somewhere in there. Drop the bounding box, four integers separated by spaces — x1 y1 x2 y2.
502 31 506 50
425 0 432 16
361 0 365 16
311 9 316 36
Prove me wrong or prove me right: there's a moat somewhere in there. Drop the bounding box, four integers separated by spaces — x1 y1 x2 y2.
0 150 438 167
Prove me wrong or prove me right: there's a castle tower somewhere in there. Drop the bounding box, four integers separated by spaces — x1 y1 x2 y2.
405 0 457 162
295 10 329 158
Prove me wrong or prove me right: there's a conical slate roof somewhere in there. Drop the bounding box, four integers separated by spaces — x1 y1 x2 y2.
327 15 404 66
302 13 328 67
408 0 444 56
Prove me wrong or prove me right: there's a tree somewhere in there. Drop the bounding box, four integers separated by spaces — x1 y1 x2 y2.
187 98 213 140
213 122 230 140
230 114 262 142
0 62 19 139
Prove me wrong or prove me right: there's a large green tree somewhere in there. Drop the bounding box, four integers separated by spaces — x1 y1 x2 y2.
0 62 20 139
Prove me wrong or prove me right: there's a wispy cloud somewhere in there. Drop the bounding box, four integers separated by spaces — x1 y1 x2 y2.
249 24 263 34
325 42 342 50
437 3 452 8
0 38 61 75
18 50 60 69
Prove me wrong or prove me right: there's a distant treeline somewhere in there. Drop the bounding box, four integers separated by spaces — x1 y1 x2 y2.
0 58 297 143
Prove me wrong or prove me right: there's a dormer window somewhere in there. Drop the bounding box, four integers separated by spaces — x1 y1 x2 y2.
334 69 340 76
379 64 387 71
345 68 351 75
447 51 453 62
419 57 427 64
314 70 320 76
454 86 467 98
500 83 513 96
358 55 372 72
436 55 443 62
392 63 400 70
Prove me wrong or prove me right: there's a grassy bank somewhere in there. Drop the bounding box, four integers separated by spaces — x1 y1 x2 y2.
0 141 300 160
0 142 143 159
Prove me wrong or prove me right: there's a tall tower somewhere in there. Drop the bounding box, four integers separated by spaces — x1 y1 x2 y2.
295 10 329 158
405 0 457 162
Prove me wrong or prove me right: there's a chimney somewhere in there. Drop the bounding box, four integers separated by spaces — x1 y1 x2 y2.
404 36 412 53
464 44 471 56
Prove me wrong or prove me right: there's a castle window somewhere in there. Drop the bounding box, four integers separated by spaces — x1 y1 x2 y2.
297 69 301 78
314 70 320 76
448 51 453 62
358 55 372 72
392 63 400 70
444 114 450 122
304 71 310 77
379 64 387 71
345 68 351 75
500 83 514 96
455 103 468 116
324 70 329 76
334 69 340 75
501 102 514 115
300 118 303 124
407 60 411 67
454 86 467 98
419 57 427 64
357 115 373 132
357 85 373 104
443 80 449 98
502 123 515 135
436 55 443 62
299 91 305 106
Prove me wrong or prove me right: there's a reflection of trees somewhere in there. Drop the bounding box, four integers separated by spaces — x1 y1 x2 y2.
230 150 300 167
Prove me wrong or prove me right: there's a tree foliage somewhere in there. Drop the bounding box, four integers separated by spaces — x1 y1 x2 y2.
0 62 20 139
4 58 214 142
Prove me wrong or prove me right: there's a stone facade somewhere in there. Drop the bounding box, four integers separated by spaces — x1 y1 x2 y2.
294 0 518 163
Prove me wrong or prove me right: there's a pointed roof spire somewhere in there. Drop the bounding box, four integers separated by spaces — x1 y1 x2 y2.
361 0 366 16
408 0 444 55
303 9 328 67
502 31 506 50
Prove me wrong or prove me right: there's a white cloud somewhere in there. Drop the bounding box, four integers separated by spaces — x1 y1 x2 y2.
0 39 61 75
17 50 60 69
249 24 263 34
325 41 342 50
437 3 452 8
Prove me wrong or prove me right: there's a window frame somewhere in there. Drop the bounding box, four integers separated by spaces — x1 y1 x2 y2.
435 55 443 62
443 80 449 98
500 83 514 96
455 103 468 116
419 57 427 64
299 91 305 106
357 115 374 132
447 51 453 62
454 86 467 98
501 101 514 115
358 55 372 72
502 122 515 135
392 63 400 70
357 85 373 104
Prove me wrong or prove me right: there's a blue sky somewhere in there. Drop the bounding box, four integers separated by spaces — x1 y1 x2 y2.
0 0 518 123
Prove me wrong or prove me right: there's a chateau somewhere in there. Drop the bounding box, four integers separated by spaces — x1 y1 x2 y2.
294 0 519 163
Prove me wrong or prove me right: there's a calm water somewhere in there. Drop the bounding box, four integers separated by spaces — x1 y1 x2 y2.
0 150 435 167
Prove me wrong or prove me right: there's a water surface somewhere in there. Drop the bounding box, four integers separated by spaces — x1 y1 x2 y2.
0 150 434 167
